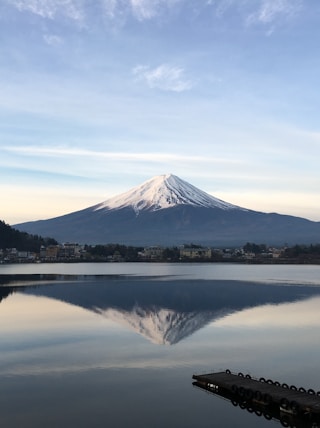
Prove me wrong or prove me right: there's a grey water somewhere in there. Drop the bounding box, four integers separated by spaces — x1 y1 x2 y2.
1 263 320 427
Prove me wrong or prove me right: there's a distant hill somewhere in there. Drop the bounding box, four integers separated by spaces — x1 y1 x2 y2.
0 220 57 251
14 174 320 246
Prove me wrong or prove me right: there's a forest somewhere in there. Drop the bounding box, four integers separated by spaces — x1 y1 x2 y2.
0 220 57 251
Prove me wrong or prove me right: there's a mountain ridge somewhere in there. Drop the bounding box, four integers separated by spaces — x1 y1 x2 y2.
14 174 320 246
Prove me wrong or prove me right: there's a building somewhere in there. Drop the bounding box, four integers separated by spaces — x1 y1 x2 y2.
180 247 212 259
141 246 164 260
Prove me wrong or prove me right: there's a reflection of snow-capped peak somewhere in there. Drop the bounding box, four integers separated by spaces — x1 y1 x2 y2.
94 305 222 345
94 174 243 215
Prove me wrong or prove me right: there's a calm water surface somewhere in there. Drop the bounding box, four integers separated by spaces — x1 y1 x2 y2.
1 263 320 427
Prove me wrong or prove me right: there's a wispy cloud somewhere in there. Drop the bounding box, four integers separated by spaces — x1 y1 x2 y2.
8 0 84 21
130 0 181 21
206 0 303 30
133 64 193 92
246 0 303 27
3 146 236 165
207 0 235 18
6 0 304 28
43 34 64 46
7 0 181 23
130 0 163 20
101 0 181 21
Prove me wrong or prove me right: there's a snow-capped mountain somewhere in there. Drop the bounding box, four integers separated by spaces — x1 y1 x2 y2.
94 174 243 214
15 174 320 246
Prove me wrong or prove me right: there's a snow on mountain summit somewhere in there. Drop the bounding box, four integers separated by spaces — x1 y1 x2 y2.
95 174 241 214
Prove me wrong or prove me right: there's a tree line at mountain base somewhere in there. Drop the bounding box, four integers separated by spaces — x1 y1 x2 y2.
0 220 58 252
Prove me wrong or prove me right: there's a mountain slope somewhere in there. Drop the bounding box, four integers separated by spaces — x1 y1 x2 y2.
14 174 320 246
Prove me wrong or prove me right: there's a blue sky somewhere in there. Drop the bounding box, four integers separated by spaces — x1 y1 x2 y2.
1 0 320 224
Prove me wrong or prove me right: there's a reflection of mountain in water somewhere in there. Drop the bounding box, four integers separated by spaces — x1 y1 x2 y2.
3 275 320 345
97 306 225 345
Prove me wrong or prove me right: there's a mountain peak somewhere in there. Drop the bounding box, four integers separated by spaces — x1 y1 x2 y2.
94 174 241 214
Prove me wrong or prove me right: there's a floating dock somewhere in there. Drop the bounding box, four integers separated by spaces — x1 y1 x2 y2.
192 370 320 427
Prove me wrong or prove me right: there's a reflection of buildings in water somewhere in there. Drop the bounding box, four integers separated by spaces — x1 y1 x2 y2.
192 372 320 428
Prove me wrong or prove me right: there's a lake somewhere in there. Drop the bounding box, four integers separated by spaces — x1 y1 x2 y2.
1 263 320 427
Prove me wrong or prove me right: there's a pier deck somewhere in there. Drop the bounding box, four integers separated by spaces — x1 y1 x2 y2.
192 371 320 417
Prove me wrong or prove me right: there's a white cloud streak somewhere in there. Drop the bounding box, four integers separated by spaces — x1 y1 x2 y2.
133 64 193 92
3 145 236 165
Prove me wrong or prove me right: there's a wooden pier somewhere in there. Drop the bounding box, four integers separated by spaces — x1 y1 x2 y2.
192 370 320 426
